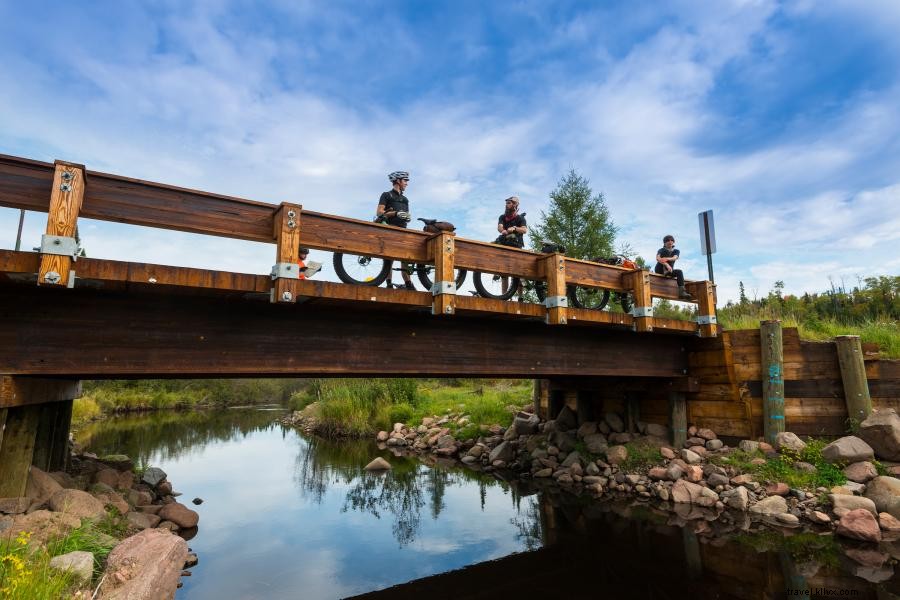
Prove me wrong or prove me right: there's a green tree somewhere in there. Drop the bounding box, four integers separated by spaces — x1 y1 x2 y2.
528 170 617 260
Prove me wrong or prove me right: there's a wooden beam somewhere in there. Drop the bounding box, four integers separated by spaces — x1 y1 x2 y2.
624 268 653 332
271 203 303 303
38 161 85 287
669 391 687 448
32 401 72 472
0 376 82 409
541 252 567 325
0 286 690 378
685 280 717 337
760 320 785 443
835 335 872 425
428 232 456 316
0 405 41 497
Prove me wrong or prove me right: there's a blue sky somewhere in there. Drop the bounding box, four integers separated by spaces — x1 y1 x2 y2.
2 0 899 304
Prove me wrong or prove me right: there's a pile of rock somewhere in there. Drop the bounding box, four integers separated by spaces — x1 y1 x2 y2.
0 452 200 598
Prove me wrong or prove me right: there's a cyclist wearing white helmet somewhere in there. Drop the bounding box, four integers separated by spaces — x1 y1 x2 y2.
377 171 414 289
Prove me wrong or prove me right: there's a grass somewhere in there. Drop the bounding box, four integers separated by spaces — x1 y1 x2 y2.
713 439 846 490
620 439 663 472
0 513 121 599
718 313 900 359
735 529 840 569
294 378 530 437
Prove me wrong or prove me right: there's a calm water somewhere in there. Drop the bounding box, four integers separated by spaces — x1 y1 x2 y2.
76 408 900 599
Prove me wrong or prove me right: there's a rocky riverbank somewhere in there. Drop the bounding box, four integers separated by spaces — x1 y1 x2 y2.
351 406 900 545
0 449 200 599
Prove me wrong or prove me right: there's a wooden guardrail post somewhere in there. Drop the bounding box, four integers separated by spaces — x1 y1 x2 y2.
541 252 567 325
428 232 456 315
38 161 85 287
760 320 785 443
685 280 717 337
669 390 687 448
625 268 653 332
270 203 303 303
835 335 872 426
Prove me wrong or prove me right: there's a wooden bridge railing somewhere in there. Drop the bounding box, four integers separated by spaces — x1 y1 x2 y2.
0 153 716 336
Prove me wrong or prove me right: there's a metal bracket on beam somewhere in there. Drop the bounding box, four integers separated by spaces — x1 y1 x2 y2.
697 314 717 325
431 281 456 296
40 235 79 258
632 306 654 318
544 295 568 308
270 262 300 280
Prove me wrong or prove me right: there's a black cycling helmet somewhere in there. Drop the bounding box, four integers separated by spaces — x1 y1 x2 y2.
388 171 410 182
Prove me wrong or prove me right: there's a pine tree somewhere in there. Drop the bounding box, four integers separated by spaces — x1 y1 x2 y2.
528 170 617 260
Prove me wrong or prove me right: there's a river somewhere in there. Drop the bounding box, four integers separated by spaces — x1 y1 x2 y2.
75 407 900 599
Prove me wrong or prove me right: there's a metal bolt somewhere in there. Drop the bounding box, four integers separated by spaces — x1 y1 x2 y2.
44 271 61 284
287 210 296 219
287 220 296 228
445 306 453 314
60 183 72 192
281 291 293 302
61 171 74 181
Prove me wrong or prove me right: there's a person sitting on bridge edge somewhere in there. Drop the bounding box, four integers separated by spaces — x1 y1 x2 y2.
496 196 527 299
655 234 693 300
377 171 414 290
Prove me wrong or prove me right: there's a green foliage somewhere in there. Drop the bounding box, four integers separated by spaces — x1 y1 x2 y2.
620 440 662 472
714 439 845 490
721 276 899 358
528 170 618 260
735 530 840 568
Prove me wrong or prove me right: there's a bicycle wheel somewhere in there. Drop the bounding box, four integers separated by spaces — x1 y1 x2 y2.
415 264 468 291
332 252 391 286
473 271 520 300
568 286 611 310
618 292 634 313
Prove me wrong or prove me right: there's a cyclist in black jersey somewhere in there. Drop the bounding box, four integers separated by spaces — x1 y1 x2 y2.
377 171 414 289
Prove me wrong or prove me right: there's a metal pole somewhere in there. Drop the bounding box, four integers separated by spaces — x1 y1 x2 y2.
15 209 25 251
703 212 714 284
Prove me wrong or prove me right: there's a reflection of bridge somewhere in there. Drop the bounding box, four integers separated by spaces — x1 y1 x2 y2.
0 153 718 494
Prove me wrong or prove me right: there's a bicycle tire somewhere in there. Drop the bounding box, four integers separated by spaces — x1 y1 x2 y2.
618 292 634 314
415 264 468 291
332 252 391 286
473 271 520 300
568 286 611 310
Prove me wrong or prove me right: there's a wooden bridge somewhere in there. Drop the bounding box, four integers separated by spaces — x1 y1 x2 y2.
2 153 896 500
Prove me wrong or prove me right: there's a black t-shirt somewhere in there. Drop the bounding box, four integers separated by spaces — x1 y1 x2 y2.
656 247 680 270
378 190 410 227
498 213 527 248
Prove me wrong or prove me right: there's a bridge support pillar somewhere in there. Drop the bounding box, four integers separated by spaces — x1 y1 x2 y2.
625 268 653 332
541 252 567 325
38 161 85 288
428 232 456 316
271 202 303 303
0 377 81 496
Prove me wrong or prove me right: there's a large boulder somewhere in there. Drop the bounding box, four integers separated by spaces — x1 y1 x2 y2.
555 406 578 432
859 409 900 461
141 467 168 488
821 436 874 464
97 529 188 600
644 423 669 439
723 486 749 511
25 466 63 504
606 445 628 465
604 412 625 433
774 432 806 453
488 441 515 464
831 494 878 517
844 462 879 484
513 412 540 436
49 550 94 585
671 480 718 507
583 433 608 455
364 457 392 471
49 489 106 520
749 496 788 516
836 509 881 543
1 510 81 546
864 477 900 518
576 421 597 439
157 504 199 530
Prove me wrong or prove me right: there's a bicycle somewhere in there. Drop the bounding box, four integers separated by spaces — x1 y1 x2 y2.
332 218 467 290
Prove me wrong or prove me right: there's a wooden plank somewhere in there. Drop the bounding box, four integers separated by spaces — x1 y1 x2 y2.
454 294 546 319
564 258 628 291
0 405 41 497
687 401 748 419
566 307 632 327
691 416 752 438
303 211 430 262
49 400 72 472
454 239 541 278
0 408 6 454
0 376 82 409
670 391 687 447
38 162 85 287
760 320 785 443
836 335 873 424
651 318 698 333
685 280 716 337
428 232 456 316
0 285 691 378
271 202 303 304
32 402 59 472
542 253 567 325
625 268 653 332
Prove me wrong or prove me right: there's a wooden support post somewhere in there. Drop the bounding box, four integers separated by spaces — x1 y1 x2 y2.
271 202 303 303
626 391 641 433
576 391 593 425
760 320 785 444
0 408 7 452
32 400 73 472
541 252 567 325
669 391 687 448
428 232 456 316
38 161 85 287
625 268 653 332
564 390 577 413
685 280 717 337
532 379 550 420
0 405 41 497
682 529 703 579
836 335 872 426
